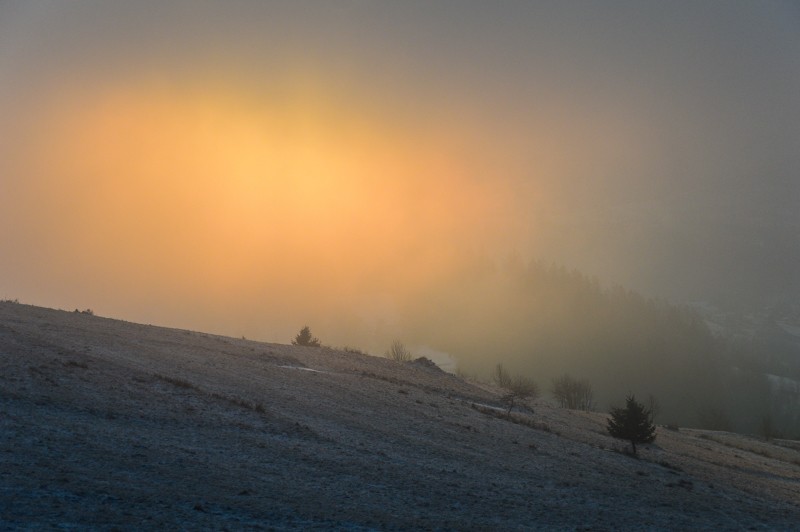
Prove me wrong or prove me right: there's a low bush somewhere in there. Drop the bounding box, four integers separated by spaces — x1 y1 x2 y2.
552 374 594 411
493 364 539 413
385 340 413 362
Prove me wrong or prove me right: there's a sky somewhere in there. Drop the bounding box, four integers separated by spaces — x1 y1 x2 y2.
1 1 799 348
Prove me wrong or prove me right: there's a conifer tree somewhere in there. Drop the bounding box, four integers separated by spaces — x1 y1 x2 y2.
607 394 656 455
292 326 321 347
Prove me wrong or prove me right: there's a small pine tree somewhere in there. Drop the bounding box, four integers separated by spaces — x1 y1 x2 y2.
292 326 320 347
607 394 656 455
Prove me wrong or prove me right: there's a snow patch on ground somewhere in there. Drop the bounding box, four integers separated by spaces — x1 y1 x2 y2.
276 365 329 373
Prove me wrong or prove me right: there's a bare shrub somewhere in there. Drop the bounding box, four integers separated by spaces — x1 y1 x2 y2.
492 364 539 413
647 394 661 424
492 363 513 388
501 375 540 414
551 374 594 411
385 340 413 362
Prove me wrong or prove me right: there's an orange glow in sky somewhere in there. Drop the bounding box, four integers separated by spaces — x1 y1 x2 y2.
3 2 796 346
7 75 515 340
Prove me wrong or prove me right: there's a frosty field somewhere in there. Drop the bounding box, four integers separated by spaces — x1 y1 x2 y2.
1 302 799 530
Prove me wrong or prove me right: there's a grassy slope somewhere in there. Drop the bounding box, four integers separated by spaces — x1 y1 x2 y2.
1 301 799 529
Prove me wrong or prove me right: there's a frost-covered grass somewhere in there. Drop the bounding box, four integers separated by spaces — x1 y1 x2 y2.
1 300 799 529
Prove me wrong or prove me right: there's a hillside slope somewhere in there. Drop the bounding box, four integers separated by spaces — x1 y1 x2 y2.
1 302 799 529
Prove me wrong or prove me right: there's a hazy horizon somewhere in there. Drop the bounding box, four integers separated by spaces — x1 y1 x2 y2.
2 1 799 348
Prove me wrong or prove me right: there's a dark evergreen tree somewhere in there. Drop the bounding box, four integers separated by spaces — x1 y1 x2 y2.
607 394 656 455
292 326 320 347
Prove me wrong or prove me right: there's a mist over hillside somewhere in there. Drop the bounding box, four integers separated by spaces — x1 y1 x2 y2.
395 258 800 438
2 1 799 355
1 0 799 456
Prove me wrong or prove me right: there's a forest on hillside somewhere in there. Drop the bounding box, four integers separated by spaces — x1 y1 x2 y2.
398 258 800 438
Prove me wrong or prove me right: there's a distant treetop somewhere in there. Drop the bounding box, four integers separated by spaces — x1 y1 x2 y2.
292 326 321 347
